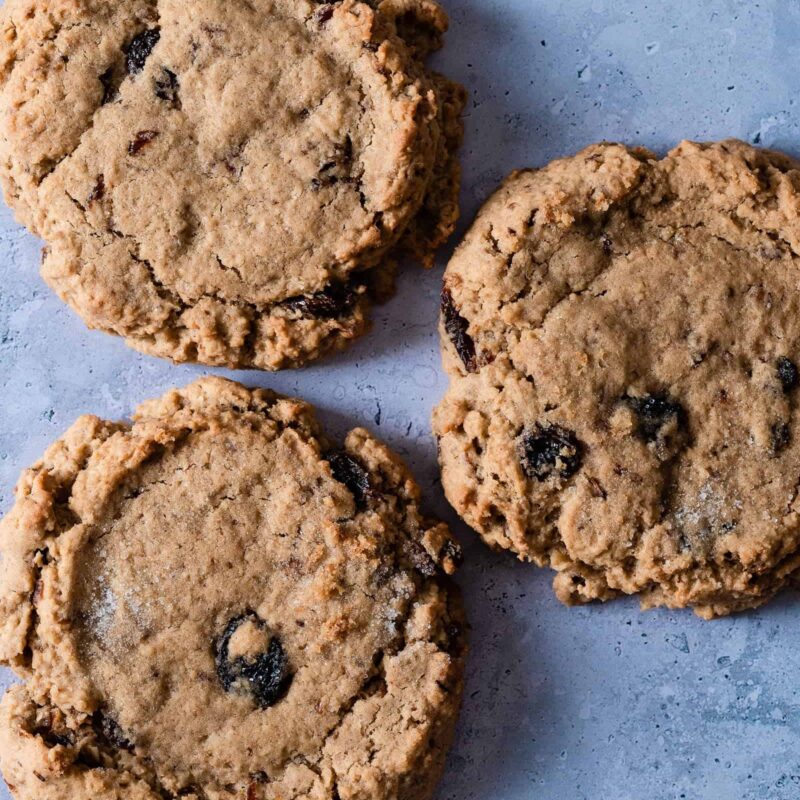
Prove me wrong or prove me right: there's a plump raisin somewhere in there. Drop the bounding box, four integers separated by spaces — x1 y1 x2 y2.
215 613 292 708
128 130 159 155
154 67 180 105
282 282 358 319
441 287 477 372
771 421 791 455
327 451 371 508
519 423 582 481
777 356 798 393
625 394 686 443
126 28 161 75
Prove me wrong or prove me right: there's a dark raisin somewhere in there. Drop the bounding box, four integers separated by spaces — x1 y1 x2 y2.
154 67 180 106
519 423 582 482
441 287 476 372
215 613 292 708
600 232 613 255
94 711 134 751
403 540 437 577
771 421 791 454
87 175 105 204
316 4 334 24
327 451 371 508
128 130 159 155
440 539 463 568
34 727 74 749
126 28 161 75
625 393 686 443
777 356 798 393
282 282 358 319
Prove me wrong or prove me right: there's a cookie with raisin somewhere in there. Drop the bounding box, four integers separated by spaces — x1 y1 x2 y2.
0 0 464 369
434 139 800 618
0 378 465 799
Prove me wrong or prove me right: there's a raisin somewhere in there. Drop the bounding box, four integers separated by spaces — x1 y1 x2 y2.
34 727 74 749
94 711 134 752
441 539 463 568
403 540 437 577
441 287 476 372
128 130 159 155
771 421 791 455
215 613 292 708
625 393 686 443
519 423 582 481
282 282 358 319
154 67 180 105
87 175 105 204
126 28 161 75
313 138 353 188
327 451 371 508
316 4 334 24
600 232 613 255
777 356 798 393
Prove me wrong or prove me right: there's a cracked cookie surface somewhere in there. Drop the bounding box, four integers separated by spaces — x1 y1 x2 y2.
433 139 800 618
0 0 465 369
0 377 465 799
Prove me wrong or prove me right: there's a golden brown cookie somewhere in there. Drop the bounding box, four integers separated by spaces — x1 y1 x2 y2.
0 378 465 799
434 139 800 618
0 0 464 369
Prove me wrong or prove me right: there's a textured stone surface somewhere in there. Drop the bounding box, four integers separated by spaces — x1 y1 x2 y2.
3 0 800 798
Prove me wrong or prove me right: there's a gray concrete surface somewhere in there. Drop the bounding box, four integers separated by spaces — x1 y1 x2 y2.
3 1 800 798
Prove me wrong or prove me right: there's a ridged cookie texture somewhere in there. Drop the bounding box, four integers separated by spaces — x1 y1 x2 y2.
0 377 465 800
434 139 800 618
0 0 465 369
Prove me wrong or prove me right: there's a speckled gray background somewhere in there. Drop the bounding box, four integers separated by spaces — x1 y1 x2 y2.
3 1 800 798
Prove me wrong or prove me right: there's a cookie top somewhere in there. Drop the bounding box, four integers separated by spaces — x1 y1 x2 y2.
434 139 800 618
0 0 464 369
0 378 465 800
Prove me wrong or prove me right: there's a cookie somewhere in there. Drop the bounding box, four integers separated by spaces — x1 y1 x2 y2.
433 139 800 618
0 0 465 370
0 377 465 799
